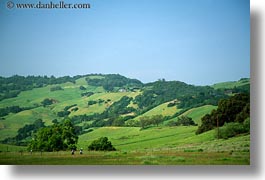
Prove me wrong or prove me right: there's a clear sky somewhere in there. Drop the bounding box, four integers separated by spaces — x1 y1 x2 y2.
0 0 250 85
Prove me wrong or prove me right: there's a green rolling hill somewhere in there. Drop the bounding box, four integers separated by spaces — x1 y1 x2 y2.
0 74 250 165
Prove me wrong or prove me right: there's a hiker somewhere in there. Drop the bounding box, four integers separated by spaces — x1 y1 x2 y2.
80 148 83 155
71 149 75 155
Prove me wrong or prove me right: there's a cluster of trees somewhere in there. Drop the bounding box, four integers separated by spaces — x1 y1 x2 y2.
196 93 250 135
81 91 94 97
177 90 227 109
85 74 143 92
57 110 70 117
69 96 138 127
217 118 250 139
134 81 226 112
88 137 116 151
87 99 105 106
167 116 196 126
106 96 136 115
41 98 57 107
223 84 250 95
0 106 33 117
28 119 78 151
87 100 98 106
57 104 78 117
139 115 164 129
79 85 86 90
2 119 45 145
0 75 84 101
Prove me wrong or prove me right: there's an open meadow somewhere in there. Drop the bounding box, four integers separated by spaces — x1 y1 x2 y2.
0 126 250 165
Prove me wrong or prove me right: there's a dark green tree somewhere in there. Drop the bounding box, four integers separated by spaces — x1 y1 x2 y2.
196 93 250 135
28 119 78 151
88 137 116 151
152 115 164 126
177 116 196 126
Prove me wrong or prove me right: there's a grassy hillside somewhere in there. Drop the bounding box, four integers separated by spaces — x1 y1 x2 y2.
78 126 249 154
133 101 181 121
167 105 217 125
0 75 141 140
0 75 250 165
212 78 250 89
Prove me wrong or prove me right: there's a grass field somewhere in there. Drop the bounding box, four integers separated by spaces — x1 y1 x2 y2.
0 130 250 165
0 150 249 165
77 126 249 154
0 125 250 165
167 105 217 125
133 101 181 122
212 78 250 89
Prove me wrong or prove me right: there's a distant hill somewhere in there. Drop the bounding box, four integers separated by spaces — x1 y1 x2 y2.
211 78 250 90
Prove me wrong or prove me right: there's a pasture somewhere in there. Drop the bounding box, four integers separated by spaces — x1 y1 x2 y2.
0 126 250 165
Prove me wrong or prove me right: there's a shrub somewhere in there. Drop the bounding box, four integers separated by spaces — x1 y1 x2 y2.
217 122 248 139
79 86 86 90
88 137 116 151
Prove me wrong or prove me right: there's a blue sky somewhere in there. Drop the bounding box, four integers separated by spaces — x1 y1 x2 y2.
0 0 250 85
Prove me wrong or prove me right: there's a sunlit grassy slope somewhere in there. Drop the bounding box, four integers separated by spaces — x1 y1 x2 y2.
212 78 250 89
0 75 144 140
133 101 181 122
77 126 249 153
167 105 217 125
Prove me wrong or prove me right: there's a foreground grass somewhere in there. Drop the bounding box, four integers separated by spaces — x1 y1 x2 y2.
0 128 250 165
0 150 249 165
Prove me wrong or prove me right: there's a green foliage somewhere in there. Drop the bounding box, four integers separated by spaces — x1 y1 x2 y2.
64 104 77 111
217 119 250 139
2 119 45 145
0 75 81 101
167 116 196 126
87 100 97 106
167 102 176 107
196 93 250 134
79 85 86 90
177 116 196 126
139 115 164 129
86 74 143 92
41 98 55 107
112 117 125 126
134 81 226 111
81 91 94 97
88 137 116 151
0 106 33 117
50 86 63 92
57 110 70 117
106 96 135 116
28 119 78 151
212 78 250 90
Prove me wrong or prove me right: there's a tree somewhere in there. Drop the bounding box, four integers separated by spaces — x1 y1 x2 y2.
177 116 196 126
112 117 125 126
196 93 250 135
139 116 151 129
79 85 86 90
41 98 54 107
28 119 78 151
61 119 79 149
152 115 164 126
88 137 116 151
